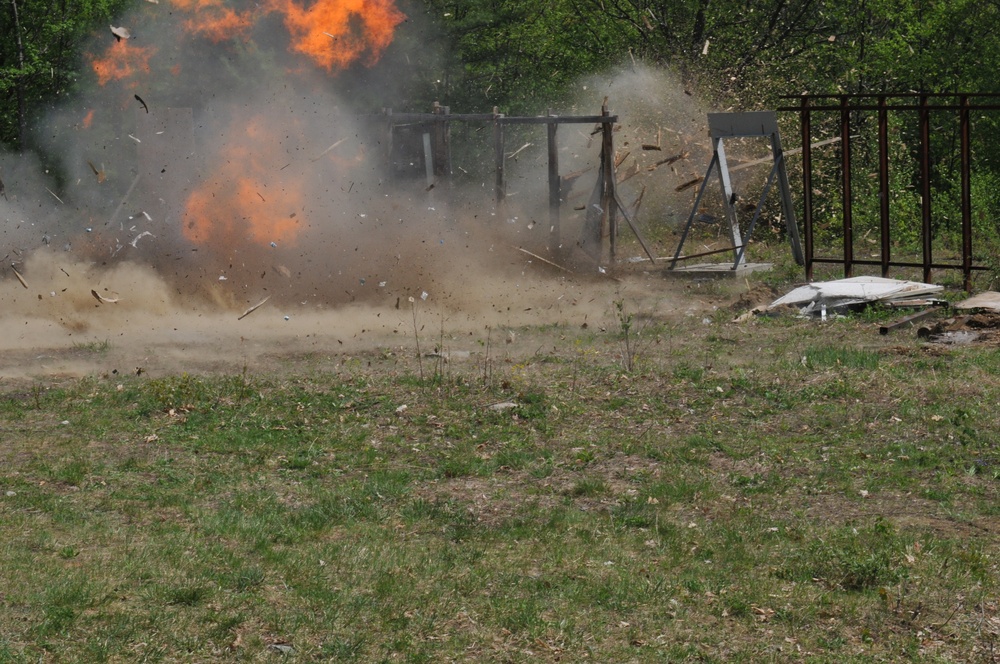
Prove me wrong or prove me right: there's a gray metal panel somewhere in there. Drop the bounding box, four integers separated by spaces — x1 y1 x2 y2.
714 139 743 262
708 111 779 138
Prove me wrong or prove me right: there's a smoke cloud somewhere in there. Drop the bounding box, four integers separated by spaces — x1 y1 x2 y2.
0 3 722 379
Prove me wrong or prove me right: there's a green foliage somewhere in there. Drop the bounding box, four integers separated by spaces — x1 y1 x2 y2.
422 0 621 113
0 0 133 148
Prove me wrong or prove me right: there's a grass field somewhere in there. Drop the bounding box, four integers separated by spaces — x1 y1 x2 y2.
3 270 1000 662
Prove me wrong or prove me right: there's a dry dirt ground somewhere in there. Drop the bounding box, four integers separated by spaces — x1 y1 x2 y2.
0 252 746 385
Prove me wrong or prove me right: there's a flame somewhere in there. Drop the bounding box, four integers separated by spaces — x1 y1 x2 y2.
82 110 95 129
88 0 403 85
182 118 304 249
273 0 405 71
90 40 156 86
171 0 255 42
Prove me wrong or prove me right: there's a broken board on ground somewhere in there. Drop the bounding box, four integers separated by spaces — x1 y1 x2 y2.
768 276 944 316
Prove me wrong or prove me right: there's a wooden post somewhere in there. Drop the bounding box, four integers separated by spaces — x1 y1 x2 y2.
493 106 506 209
432 102 451 178
547 109 560 249
600 101 618 262
383 108 394 182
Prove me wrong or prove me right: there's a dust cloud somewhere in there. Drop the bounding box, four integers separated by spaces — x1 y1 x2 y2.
0 2 717 381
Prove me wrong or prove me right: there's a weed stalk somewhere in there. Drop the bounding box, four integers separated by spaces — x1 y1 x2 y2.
411 297 424 381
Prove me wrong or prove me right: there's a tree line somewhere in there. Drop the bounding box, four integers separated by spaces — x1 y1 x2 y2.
3 0 998 150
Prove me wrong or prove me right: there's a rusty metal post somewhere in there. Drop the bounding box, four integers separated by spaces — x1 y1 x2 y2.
801 96 814 281
919 94 933 283
960 95 973 290
547 110 561 249
878 96 891 277
840 95 854 277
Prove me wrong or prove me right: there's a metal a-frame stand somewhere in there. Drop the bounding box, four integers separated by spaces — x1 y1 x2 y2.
670 111 803 270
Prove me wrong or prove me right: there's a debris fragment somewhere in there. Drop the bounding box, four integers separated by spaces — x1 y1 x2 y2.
919 312 1000 344
134 94 149 113
675 177 703 192
10 264 28 289
87 161 106 183
879 308 940 335
507 143 532 160
515 246 571 273
110 25 131 41
954 291 1000 313
311 138 345 161
642 128 662 151
649 151 689 170
91 289 119 304
129 231 154 247
238 295 270 320
45 187 64 204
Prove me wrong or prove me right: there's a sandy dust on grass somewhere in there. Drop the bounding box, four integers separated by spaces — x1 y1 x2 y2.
0 248 724 383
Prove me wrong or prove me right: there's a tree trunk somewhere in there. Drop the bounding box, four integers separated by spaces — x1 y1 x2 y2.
10 0 28 150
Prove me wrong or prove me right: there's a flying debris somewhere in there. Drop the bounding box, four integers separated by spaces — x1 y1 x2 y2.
110 25 131 41
9 265 28 289
87 161 107 183
675 177 702 192
91 289 120 304
238 296 271 320
130 231 154 248
311 138 345 161
134 94 149 113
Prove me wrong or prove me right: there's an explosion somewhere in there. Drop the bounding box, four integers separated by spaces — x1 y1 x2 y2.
89 0 404 84
182 117 305 249
276 0 405 71
82 0 404 257
89 40 156 86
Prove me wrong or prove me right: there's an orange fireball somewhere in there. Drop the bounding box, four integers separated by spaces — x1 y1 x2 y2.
90 40 156 86
274 0 405 71
182 118 305 249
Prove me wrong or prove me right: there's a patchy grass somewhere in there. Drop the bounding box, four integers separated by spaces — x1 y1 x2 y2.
3 287 1000 661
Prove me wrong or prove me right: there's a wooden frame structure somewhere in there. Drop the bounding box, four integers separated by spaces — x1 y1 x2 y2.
380 102 654 263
